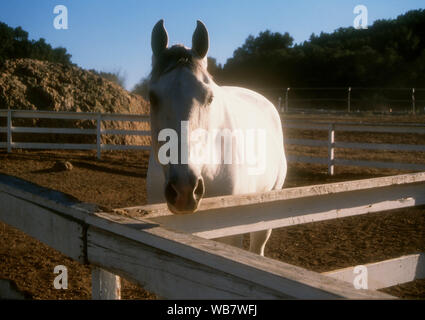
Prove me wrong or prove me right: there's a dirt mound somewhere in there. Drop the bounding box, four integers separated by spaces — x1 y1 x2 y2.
0 59 150 145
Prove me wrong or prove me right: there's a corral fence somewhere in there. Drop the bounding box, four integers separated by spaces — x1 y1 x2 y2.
1 109 425 175
0 109 150 159
255 87 425 114
1 170 425 299
284 120 425 175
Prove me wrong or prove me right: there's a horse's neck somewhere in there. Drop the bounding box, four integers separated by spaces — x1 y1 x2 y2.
208 83 232 129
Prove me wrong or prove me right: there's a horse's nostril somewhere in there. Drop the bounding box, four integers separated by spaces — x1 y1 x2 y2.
193 177 205 201
165 182 178 204
165 177 204 212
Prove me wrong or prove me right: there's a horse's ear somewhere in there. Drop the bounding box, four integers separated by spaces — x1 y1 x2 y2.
192 20 209 59
151 19 168 57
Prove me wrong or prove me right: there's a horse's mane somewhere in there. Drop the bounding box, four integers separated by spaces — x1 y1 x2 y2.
150 45 207 82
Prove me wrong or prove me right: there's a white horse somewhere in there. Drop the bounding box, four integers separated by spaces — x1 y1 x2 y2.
146 20 287 256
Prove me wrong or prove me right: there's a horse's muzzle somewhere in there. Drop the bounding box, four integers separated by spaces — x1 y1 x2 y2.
165 176 205 214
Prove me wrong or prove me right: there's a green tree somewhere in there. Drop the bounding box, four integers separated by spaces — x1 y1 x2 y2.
207 57 223 82
220 9 425 89
0 21 72 66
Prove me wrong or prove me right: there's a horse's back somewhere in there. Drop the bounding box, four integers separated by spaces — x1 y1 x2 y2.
220 86 283 137
218 86 287 192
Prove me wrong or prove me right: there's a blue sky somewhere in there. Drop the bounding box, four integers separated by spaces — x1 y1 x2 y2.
0 1 424 90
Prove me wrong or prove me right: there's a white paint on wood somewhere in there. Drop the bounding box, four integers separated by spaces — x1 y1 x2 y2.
284 121 425 134
335 141 425 152
334 124 425 134
1 172 416 299
11 127 96 135
102 144 150 151
97 114 101 160
287 138 425 153
284 121 425 173
8 109 146 121
289 156 425 171
124 172 425 218
328 124 335 175
323 253 425 290
87 212 393 299
0 173 96 223
138 182 425 239
11 110 99 120
91 267 121 300
88 227 287 299
7 109 11 153
0 192 85 262
335 158 425 171
101 129 150 136
11 142 96 150
100 114 149 122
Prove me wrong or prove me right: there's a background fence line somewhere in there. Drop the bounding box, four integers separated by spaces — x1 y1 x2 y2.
258 87 425 114
1 109 425 174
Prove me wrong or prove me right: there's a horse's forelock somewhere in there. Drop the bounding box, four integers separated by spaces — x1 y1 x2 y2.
150 45 206 81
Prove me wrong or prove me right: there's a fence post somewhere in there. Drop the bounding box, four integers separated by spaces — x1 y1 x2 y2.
412 88 416 115
277 97 282 112
285 88 290 112
328 123 335 175
91 267 121 300
96 113 101 159
7 109 12 153
347 87 351 113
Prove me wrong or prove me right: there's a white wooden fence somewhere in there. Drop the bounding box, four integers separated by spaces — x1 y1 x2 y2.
284 121 425 175
0 109 150 159
1 171 425 299
1 109 425 175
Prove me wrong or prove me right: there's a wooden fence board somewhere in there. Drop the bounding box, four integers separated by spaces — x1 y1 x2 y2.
87 211 392 299
123 172 425 217
135 182 425 239
324 253 425 290
0 192 85 262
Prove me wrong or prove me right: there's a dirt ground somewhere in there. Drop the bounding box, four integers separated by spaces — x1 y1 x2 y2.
0 147 424 299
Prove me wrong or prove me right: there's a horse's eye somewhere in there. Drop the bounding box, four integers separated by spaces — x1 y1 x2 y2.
149 91 159 108
207 94 213 105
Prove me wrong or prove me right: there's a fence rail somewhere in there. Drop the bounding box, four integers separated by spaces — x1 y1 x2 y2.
1 109 425 175
11 169 425 299
2 171 425 298
1 172 403 299
0 109 150 155
283 120 425 174
123 172 425 239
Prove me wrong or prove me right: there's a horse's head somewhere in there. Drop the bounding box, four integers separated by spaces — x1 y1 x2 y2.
149 20 214 214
